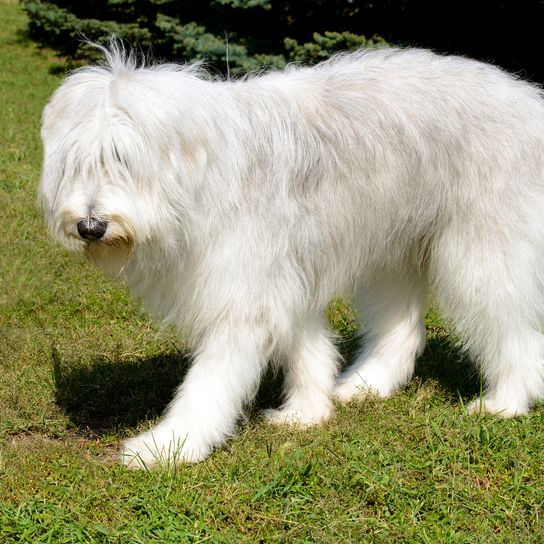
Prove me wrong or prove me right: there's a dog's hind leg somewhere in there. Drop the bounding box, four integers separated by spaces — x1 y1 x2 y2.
121 324 270 467
430 222 544 417
335 270 427 402
264 316 340 426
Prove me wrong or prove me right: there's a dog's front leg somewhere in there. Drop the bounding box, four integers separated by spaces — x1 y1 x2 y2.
121 325 268 468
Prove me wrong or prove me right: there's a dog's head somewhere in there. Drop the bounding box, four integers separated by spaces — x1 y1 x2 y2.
39 52 146 276
39 45 204 276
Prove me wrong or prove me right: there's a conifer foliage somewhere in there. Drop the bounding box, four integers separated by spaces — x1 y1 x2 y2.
22 0 386 74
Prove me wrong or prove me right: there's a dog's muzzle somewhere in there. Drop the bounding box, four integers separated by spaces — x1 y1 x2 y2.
77 217 108 241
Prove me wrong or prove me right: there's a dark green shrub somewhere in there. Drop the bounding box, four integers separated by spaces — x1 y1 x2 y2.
22 0 386 73
21 1 544 82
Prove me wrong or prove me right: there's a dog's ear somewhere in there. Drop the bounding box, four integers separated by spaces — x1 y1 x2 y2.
38 92 79 222
38 118 61 219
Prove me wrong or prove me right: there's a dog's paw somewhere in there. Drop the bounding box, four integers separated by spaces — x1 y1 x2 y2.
334 372 393 403
263 404 332 427
466 397 529 418
120 426 210 469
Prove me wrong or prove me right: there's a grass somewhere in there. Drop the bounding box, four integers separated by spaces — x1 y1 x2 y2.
0 1 543 541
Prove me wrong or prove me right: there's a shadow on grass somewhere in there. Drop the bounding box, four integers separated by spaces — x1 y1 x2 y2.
331 330 480 402
14 28 32 46
52 331 480 436
52 348 192 435
414 335 481 401
13 28 80 75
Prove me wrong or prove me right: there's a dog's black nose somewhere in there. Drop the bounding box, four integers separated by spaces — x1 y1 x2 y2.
77 218 108 240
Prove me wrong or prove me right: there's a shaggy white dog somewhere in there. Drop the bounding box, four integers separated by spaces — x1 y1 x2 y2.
40 44 544 467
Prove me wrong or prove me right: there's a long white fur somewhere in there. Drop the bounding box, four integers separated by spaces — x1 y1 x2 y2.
39 44 544 467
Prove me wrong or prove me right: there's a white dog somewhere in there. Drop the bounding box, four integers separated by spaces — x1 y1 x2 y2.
39 44 544 467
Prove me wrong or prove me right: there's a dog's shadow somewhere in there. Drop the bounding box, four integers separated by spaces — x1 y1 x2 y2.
52 348 191 436
52 331 479 436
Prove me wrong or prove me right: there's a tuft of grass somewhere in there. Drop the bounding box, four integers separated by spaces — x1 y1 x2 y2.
0 1 542 541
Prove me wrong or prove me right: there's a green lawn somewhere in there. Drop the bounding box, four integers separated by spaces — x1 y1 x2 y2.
0 1 542 541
